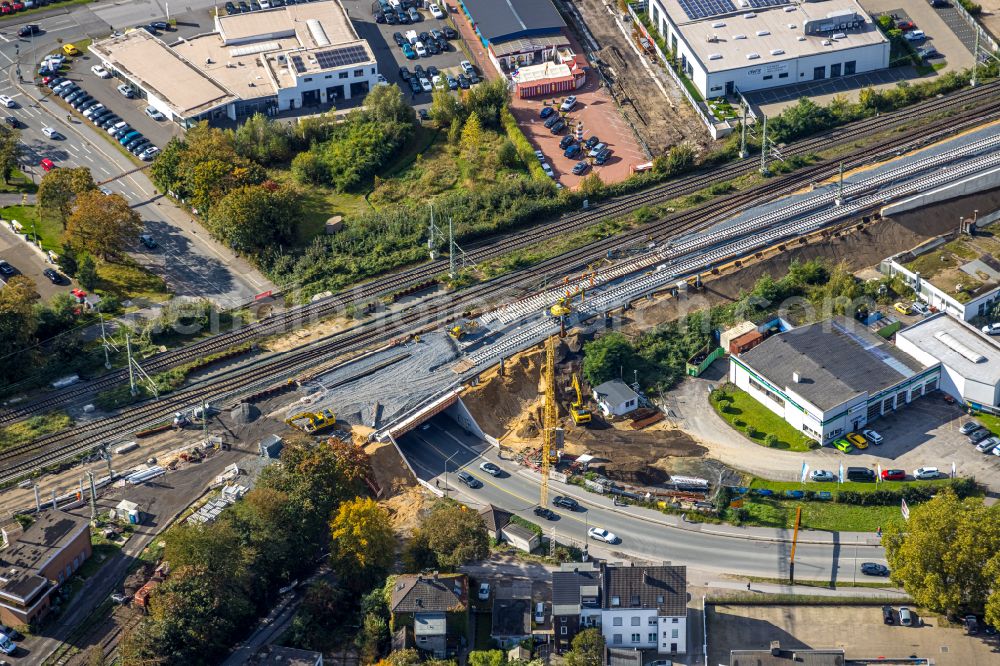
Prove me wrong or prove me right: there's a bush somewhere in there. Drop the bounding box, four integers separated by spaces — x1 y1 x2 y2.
763 434 778 448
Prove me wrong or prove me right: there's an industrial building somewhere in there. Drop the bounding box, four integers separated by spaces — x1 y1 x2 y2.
90 0 378 126
730 319 940 444
0 510 92 627
896 313 1000 413
645 0 889 98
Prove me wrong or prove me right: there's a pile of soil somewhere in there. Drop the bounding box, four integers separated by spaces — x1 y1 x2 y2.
363 435 417 495
462 347 545 438
381 486 428 538
569 428 707 485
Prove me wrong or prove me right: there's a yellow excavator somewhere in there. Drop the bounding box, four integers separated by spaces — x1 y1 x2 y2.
550 296 572 319
570 374 592 425
449 320 479 339
285 409 337 433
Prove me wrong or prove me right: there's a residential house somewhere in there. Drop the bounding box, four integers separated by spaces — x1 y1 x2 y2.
0 510 92 628
601 564 687 655
390 573 468 658
731 644 845 666
593 380 641 417
478 504 513 542
492 580 532 647
551 562 601 653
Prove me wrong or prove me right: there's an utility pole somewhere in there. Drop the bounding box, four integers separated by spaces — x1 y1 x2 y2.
33 483 40 513
835 161 844 206
448 217 456 279
427 205 440 260
971 28 980 87
759 114 770 176
126 333 137 396
87 470 98 521
202 399 208 434
739 103 749 159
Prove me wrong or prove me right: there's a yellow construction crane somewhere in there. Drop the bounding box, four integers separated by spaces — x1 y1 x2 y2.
540 336 558 508
284 409 337 433
570 374 592 425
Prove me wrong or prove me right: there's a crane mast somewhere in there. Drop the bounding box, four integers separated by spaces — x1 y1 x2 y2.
540 336 557 508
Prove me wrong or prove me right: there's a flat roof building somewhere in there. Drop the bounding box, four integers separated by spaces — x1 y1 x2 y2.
730 319 940 443
896 313 1000 413
645 0 888 98
0 510 91 628
90 0 378 126
458 0 573 74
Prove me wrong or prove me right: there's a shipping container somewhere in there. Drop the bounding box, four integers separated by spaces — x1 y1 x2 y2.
729 330 765 355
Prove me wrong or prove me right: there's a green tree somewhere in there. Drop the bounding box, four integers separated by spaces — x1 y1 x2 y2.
358 613 390 664
288 580 350 653
884 489 1000 619
578 172 605 199
291 150 327 185
231 112 295 165
763 433 778 447
431 89 463 127
461 112 484 153
65 191 143 261
38 166 95 228
468 650 505 666
76 253 98 290
0 127 20 183
151 137 186 193
464 77 510 129
582 332 643 388
206 183 298 256
413 501 489 570
0 275 40 382
329 497 396 590
385 649 422 666
363 84 413 124
566 628 605 666
496 139 520 169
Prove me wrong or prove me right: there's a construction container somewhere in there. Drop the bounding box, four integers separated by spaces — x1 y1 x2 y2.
686 345 724 376
134 580 159 610
719 321 757 353
729 330 765 355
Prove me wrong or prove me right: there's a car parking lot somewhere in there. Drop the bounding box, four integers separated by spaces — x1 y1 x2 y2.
708 604 999 665
0 224 69 300
340 0 470 111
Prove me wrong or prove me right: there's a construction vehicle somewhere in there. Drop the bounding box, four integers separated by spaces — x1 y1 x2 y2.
285 409 337 433
550 296 572 318
449 320 479 339
570 374 592 425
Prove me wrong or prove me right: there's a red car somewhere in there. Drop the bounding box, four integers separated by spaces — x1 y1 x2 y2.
0 6 12 15
881 469 905 481
897 20 916 31
40 157 55 172
11 1 24 10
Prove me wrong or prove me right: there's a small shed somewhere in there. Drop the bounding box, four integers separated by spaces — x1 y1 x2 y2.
720 321 757 353
478 504 513 541
500 522 540 553
113 499 141 524
593 380 640 417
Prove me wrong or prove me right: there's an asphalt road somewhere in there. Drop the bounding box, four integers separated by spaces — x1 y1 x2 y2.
0 0 276 308
398 416 889 583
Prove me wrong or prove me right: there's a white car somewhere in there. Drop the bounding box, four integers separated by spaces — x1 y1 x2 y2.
560 95 578 112
0 631 15 656
904 30 925 42
432 74 445 89
541 162 554 178
429 2 445 18
810 470 836 482
533 149 544 162
588 527 619 544
41 126 62 139
375 74 389 86
144 106 165 120
44 54 65 68
90 65 111 78
982 323 1000 336
478 461 501 477
478 582 490 600
415 41 427 57
460 60 474 75
913 466 941 480
0 96 16 109
862 429 883 445
83 104 105 118
117 83 134 98
419 77 432 92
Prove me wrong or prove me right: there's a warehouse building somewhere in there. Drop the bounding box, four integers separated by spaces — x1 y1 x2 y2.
90 0 378 126
645 0 889 98
896 313 1000 413
458 0 572 75
730 319 940 444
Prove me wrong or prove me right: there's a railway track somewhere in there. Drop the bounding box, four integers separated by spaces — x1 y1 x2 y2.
4 102 999 481
2 82 996 427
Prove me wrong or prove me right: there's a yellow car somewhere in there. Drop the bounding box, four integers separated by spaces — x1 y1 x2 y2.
894 302 911 315
847 432 868 449
62 43 81 56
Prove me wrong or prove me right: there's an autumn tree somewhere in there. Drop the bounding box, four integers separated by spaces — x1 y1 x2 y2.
884 488 1000 622
358 612 390 664
461 111 484 152
65 191 143 261
468 651 504 666
0 275 40 379
410 501 489 570
330 497 395 590
566 628 605 666
205 183 298 256
38 166 95 228
0 127 20 184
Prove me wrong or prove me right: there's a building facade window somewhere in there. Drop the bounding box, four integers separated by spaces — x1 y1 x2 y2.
613 634 622 645
831 63 842 77
613 617 623 626
648 617 657 625
845 60 856 75
561 627 568 635
813 65 826 79
339 72 349 79
749 377 785 408
631 616 640 626
671 628 679 639
631 633 640 643
779 72 788 78
353 68 365 77
648 633 656 642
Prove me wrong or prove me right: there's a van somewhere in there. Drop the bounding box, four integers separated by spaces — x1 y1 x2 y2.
534 602 545 624
846 466 875 482
898 606 913 626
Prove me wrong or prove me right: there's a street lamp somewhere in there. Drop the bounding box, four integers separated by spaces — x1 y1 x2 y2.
443 451 459 497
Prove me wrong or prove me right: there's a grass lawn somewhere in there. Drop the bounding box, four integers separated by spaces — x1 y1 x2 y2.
973 411 1000 436
0 412 72 451
1 204 63 253
0 169 37 194
747 476 955 494
268 170 370 246
736 497 904 532
712 386 815 452
97 258 172 302
378 124 440 179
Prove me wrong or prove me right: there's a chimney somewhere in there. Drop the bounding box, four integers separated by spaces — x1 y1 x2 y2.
792 372 801 383
770 641 781 657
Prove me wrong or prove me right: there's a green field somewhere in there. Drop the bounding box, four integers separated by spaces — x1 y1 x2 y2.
712 386 815 452
747 476 955 494
1 204 63 253
734 497 904 532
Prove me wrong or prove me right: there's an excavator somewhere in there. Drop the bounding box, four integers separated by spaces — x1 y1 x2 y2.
550 296 572 319
449 320 479 339
570 374 592 425
285 409 337 433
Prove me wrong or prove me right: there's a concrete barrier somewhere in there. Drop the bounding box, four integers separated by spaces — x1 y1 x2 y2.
881 165 1000 217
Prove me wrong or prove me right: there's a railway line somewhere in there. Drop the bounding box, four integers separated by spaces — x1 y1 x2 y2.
2 82 997 426
3 100 999 482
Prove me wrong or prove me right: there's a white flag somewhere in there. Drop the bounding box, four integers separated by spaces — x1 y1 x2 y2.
800 461 809 483
952 461 957 478
901 497 910 521
839 463 844 484
876 463 882 483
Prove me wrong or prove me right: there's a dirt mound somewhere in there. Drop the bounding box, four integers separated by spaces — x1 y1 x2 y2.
568 428 706 484
364 437 417 495
381 486 428 538
462 347 544 438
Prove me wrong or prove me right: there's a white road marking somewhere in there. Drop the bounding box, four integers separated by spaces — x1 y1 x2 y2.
67 144 80 153
99 166 111 175
83 153 94 162
0 34 10 43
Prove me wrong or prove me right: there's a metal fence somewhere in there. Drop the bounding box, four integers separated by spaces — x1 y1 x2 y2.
952 1 1000 55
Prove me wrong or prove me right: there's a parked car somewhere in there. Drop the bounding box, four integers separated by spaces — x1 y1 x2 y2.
810 470 836 482
564 144 580 159
560 95 578 112
419 77 432 92
862 428 883 445
572 160 589 175
457 74 470 89
881 469 905 481
982 323 1000 336
917 45 940 59
969 428 990 443
443 26 457 39
540 106 555 119
40 157 55 172
3 116 19 129
588 527 618 544
90 64 111 78
117 83 134 98
882 605 895 625
833 438 854 453
585 135 601 149
552 495 580 511
460 60 475 76
913 466 941 480
975 436 1000 453
63 43 80 56
861 562 889 576
42 268 62 284
478 582 490 600
893 302 912 315
478 461 501 477
559 135 575 149
549 118 565 134
846 432 868 449
407 6 419 21
0 631 16 656
594 149 612 165
959 420 981 435
896 20 916 31
456 471 481 488
904 29 925 41
543 114 560 129
899 607 913 626
18 24 40 37
541 162 554 178
0 260 14 276
429 2 444 18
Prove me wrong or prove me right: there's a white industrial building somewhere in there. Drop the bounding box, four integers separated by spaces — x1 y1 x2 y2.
896 313 1000 413
90 0 378 126
645 0 889 98
730 319 940 444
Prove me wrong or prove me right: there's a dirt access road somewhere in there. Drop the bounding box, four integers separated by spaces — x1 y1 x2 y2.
571 0 711 154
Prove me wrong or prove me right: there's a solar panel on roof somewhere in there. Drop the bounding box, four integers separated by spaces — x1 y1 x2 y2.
676 0 737 21
745 0 789 8
314 45 369 69
290 55 306 73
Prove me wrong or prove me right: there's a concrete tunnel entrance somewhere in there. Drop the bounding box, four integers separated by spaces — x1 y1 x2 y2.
376 389 488 443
